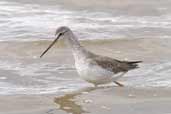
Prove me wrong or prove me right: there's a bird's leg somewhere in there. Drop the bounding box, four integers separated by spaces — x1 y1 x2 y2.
112 72 127 87
113 81 124 87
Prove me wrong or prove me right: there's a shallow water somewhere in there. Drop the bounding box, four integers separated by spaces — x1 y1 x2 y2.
0 0 171 95
0 38 171 95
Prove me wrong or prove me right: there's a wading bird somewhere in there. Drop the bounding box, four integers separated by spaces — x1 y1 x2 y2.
40 26 142 87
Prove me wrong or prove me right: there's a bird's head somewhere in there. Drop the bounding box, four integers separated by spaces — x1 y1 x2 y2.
40 26 70 58
55 26 70 38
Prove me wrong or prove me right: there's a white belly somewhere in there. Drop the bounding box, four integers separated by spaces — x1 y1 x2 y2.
75 60 113 85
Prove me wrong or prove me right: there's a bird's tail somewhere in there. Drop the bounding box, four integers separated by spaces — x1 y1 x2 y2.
126 61 142 69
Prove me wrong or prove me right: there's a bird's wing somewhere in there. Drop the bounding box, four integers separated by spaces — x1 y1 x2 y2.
91 56 141 73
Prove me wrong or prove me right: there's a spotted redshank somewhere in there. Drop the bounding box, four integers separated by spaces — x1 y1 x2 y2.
40 26 142 87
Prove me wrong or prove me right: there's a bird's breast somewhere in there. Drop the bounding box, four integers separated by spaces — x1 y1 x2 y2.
75 59 113 84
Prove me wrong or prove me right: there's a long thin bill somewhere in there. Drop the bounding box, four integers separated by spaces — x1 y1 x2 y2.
40 34 61 58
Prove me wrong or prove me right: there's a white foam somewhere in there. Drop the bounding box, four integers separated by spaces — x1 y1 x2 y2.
1 1 171 41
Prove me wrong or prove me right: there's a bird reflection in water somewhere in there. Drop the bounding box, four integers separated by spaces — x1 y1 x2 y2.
54 86 113 114
54 87 96 114
54 93 86 114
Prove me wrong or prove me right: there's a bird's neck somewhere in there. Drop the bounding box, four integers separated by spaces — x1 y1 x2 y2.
64 31 89 61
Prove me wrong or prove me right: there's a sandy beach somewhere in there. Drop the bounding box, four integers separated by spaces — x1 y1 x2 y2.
0 87 171 114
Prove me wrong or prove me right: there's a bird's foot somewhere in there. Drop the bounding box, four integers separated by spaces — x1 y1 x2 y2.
113 81 124 87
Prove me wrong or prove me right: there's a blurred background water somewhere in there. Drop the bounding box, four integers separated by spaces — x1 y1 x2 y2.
0 0 171 41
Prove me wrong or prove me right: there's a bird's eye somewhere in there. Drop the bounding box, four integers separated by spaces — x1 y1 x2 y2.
61 30 68 35
60 32 64 35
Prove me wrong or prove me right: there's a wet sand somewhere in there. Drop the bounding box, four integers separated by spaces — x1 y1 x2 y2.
1 87 171 114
